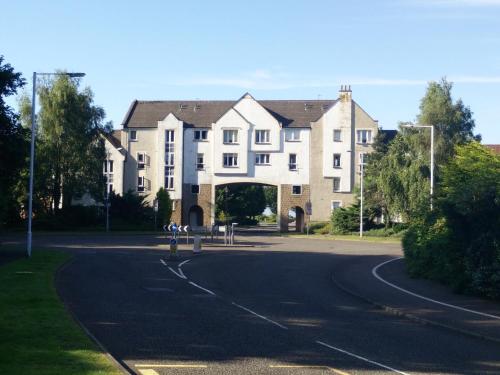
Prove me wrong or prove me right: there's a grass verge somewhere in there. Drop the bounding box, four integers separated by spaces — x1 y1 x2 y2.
0 250 121 375
281 232 402 244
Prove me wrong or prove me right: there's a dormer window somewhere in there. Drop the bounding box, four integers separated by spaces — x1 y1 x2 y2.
255 130 270 144
223 130 238 144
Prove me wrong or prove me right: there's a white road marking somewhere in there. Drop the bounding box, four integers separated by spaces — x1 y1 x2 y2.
137 369 159 375
179 259 191 268
316 341 410 375
136 364 207 368
232 302 288 330
160 259 167 266
189 281 216 296
372 257 500 320
168 266 187 279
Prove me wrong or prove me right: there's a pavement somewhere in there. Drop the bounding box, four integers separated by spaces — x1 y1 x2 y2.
3 232 500 374
331 253 500 344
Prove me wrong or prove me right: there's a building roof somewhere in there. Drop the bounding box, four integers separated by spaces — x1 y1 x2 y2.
103 130 123 149
121 99 337 129
484 144 500 154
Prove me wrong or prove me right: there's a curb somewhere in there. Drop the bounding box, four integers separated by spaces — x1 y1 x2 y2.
55 254 135 375
331 272 500 346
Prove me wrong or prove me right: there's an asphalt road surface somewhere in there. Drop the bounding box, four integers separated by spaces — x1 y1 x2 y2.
33 233 499 375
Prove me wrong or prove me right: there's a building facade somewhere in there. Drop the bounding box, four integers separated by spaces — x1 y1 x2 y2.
105 87 379 231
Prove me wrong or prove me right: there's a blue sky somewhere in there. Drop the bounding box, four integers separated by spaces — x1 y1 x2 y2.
3 0 500 142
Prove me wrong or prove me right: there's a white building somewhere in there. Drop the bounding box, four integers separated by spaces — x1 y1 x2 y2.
105 87 379 231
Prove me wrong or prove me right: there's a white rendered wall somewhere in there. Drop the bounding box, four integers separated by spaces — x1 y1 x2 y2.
104 137 125 196
157 114 184 200
183 128 213 185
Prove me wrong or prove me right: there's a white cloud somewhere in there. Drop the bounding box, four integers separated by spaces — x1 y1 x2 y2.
170 72 500 90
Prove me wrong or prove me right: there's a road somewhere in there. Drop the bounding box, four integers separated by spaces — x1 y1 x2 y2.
12 233 500 374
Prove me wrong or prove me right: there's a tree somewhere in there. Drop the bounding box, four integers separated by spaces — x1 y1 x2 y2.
263 185 277 214
156 188 173 227
364 78 479 225
0 56 27 227
418 78 479 166
215 184 267 223
403 142 500 299
19 73 106 214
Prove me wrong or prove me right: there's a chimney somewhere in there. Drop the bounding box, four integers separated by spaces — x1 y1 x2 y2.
338 85 352 102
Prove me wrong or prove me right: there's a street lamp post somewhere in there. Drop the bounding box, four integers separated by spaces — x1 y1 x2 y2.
27 71 85 257
359 156 366 238
401 124 435 210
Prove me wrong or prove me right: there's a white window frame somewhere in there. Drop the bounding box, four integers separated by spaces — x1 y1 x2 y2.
333 153 341 168
333 177 341 192
137 176 145 192
289 153 297 171
255 129 270 144
333 129 342 142
130 130 137 141
165 166 174 190
292 185 302 195
356 129 372 144
285 129 301 142
196 153 205 170
194 129 208 141
255 153 270 165
331 200 342 211
223 153 238 167
137 152 148 170
223 129 238 144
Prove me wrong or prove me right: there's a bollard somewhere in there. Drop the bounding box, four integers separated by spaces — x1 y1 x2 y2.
169 238 178 260
193 235 202 254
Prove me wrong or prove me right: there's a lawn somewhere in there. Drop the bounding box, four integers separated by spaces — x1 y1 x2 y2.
0 249 121 375
282 232 402 244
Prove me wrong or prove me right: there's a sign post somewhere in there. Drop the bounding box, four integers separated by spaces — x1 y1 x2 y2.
305 201 312 235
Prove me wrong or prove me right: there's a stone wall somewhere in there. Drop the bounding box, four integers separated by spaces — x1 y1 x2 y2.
181 183 212 226
279 184 310 232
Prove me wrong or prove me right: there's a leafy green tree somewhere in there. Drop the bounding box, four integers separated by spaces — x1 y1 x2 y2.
20 73 106 214
364 78 479 225
0 56 27 227
403 142 500 299
263 185 277 214
156 188 172 227
215 184 267 222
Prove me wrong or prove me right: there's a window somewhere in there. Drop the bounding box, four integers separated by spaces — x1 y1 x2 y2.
333 129 342 142
130 130 137 141
286 129 300 142
137 152 147 169
289 154 297 170
196 153 204 170
165 166 174 190
165 130 175 143
223 129 238 144
255 153 270 165
359 153 369 171
191 184 200 194
255 130 270 144
103 160 114 194
194 130 208 141
333 177 341 192
223 153 238 167
357 129 372 144
165 130 175 189
292 185 302 195
103 160 113 173
108 184 113 194
332 201 342 211
333 153 341 168
137 176 145 192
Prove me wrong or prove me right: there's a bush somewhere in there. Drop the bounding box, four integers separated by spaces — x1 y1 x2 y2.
403 143 500 299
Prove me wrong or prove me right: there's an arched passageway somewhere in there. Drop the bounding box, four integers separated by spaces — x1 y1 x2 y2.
188 205 204 227
288 206 305 232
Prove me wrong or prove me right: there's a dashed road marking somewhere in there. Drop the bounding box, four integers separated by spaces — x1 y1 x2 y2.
168 266 187 279
316 341 409 375
232 302 288 330
136 364 207 368
137 369 159 375
372 257 500 320
270 365 350 374
189 281 216 296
